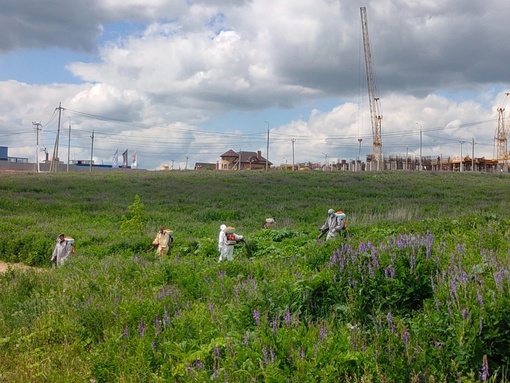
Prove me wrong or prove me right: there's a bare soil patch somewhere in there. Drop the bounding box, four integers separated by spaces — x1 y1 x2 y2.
0 261 39 273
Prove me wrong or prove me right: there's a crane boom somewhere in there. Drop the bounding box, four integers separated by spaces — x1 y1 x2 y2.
360 7 383 167
496 107 508 162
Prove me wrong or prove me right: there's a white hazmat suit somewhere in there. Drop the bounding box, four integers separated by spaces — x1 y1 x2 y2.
321 209 345 241
51 236 73 266
218 224 243 261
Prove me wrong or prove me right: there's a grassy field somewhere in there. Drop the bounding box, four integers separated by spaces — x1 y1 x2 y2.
0 170 509 382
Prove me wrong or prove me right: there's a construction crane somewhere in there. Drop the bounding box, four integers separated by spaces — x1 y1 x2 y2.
496 93 510 165
360 7 383 168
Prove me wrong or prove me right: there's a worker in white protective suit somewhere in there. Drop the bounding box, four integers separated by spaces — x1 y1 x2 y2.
218 224 244 262
318 209 345 241
51 233 74 266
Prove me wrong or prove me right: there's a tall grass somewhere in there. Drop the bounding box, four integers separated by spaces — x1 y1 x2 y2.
0 170 510 382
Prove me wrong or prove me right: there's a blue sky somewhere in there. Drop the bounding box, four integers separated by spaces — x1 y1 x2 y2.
1 0 510 170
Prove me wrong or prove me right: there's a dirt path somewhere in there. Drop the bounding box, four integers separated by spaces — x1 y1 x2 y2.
0 260 37 273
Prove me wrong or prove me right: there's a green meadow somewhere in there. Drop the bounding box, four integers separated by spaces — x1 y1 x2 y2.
0 170 509 382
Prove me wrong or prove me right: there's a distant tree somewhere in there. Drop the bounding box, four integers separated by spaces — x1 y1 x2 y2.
120 194 147 235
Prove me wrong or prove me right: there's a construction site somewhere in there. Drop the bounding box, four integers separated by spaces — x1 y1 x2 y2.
353 7 509 174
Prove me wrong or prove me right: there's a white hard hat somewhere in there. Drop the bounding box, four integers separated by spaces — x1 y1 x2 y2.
220 224 226 230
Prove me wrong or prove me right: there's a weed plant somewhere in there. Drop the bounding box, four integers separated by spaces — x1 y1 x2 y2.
0 170 509 382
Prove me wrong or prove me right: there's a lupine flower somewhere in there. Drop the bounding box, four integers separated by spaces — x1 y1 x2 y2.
138 318 146 337
386 312 394 333
402 329 410 346
462 308 469 320
385 265 395 278
271 319 277 335
163 308 171 328
253 309 261 326
270 347 275 363
494 270 504 290
193 360 204 371
477 289 484 306
481 354 489 381
320 323 328 341
284 308 292 327
262 345 269 366
154 314 161 335
409 251 416 272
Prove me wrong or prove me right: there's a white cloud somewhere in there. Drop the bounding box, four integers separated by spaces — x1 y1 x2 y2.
0 0 509 169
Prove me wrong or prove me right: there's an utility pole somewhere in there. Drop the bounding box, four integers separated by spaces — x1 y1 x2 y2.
265 121 270 171
171 159 175 170
185 156 189 170
67 117 71 172
90 130 94 173
416 122 423 171
239 150 242 171
50 103 64 173
322 152 328 171
358 138 363 171
460 140 466 172
291 138 296 171
32 121 42 173
472 138 475 172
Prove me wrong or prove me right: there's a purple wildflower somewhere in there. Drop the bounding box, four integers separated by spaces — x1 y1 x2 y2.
163 308 171 328
284 308 292 327
320 323 328 341
123 324 129 338
271 319 277 335
262 345 269 366
402 329 410 346
270 347 275 363
253 309 261 326
386 312 394 333
477 289 484 306
193 360 204 371
154 314 162 335
138 318 146 337
462 308 469 320
385 265 395 278
481 355 489 381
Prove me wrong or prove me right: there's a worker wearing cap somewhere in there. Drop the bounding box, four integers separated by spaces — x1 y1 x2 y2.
320 209 344 241
152 226 172 257
218 224 244 262
50 233 73 266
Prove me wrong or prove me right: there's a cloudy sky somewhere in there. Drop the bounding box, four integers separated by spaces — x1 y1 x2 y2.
1 0 510 170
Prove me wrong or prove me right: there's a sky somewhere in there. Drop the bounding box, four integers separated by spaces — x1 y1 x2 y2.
1 0 510 170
